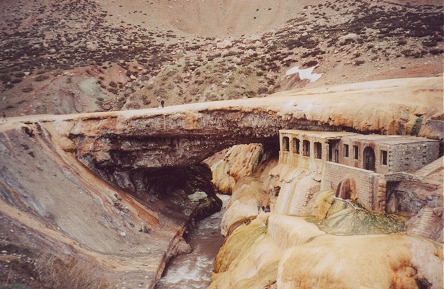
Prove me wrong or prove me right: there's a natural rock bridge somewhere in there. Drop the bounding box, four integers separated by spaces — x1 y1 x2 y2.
0 77 442 288
67 77 441 168
14 77 442 196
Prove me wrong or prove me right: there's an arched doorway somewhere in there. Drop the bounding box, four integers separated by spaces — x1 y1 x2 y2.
363 146 376 171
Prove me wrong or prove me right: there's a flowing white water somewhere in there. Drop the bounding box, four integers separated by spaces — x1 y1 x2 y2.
156 195 229 289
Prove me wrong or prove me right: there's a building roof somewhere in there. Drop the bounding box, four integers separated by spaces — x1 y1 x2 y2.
279 130 357 139
279 130 437 144
340 134 438 145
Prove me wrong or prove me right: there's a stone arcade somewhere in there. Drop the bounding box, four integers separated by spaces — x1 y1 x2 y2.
278 130 440 212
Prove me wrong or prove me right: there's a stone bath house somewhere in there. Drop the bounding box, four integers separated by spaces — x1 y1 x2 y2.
278 130 440 212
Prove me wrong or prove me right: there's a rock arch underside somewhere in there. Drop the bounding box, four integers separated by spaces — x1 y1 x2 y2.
0 77 443 288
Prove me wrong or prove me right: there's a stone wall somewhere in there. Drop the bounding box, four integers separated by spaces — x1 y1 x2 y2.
339 137 439 174
390 142 439 173
321 162 381 210
339 140 387 173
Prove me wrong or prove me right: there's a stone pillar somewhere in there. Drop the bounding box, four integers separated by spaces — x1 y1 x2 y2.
376 175 387 213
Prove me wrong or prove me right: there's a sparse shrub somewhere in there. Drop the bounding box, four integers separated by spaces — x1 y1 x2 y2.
244 90 255 98
303 60 318 67
107 87 118 94
401 49 423 58
422 40 438 47
154 88 166 97
22 86 34 93
0 284 30 289
14 71 25 78
109 81 117 88
11 78 23 84
166 69 176 77
35 75 49 82
190 88 199 95
35 253 110 289
354 60 365 66
429 48 443 55
257 86 268 94
141 95 151 105
0 74 12 83
397 39 407 45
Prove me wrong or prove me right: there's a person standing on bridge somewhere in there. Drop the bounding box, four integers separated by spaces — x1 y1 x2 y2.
157 97 165 108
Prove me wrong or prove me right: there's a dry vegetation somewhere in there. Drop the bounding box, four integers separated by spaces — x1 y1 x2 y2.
34 253 110 289
0 238 109 289
0 0 442 114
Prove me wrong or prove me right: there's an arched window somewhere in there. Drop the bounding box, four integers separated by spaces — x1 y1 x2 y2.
364 146 376 171
381 150 388 165
314 142 322 159
293 138 300 154
303 140 310 156
282 137 290 152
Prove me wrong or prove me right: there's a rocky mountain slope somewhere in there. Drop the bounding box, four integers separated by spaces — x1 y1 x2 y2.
0 0 442 116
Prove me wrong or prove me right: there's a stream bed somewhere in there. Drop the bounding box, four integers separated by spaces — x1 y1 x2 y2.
155 195 229 289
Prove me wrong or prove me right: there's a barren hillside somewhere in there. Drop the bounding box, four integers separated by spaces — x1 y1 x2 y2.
0 0 442 116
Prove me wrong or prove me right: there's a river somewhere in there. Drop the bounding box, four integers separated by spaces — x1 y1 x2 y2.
155 195 229 289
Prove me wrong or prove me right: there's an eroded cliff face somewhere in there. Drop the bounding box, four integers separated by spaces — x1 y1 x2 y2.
0 122 220 288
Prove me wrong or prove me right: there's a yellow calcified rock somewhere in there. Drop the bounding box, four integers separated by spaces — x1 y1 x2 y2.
210 214 443 289
210 158 236 193
210 147 278 235
270 163 322 216
221 176 268 235
211 216 283 289
206 144 264 194
315 190 336 219
267 215 326 248
277 234 443 289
